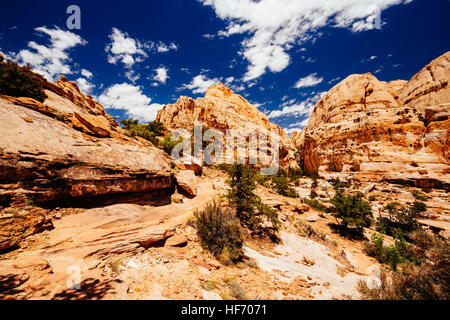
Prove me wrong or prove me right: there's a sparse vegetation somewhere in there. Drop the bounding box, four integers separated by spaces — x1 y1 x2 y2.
201 280 218 291
0 59 47 102
330 191 373 236
119 119 165 146
226 164 280 237
376 201 427 237
359 231 449 300
412 189 430 201
193 201 245 264
224 278 248 300
159 134 182 154
303 198 328 212
366 232 418 271
271 169 298 198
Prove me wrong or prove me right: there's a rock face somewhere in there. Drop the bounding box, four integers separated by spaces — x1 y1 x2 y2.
175 170 197 197
294 52 450 190
156 83 297 169
0 76 174 206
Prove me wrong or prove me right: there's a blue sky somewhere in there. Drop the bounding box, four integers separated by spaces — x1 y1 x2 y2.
0 0 449 135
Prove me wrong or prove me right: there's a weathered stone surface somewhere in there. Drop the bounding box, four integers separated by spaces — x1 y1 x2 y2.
156 83 297 169
0 210 54 253
173 154 203 175
176 170 197 197
0 75 174 206
294 52 450 190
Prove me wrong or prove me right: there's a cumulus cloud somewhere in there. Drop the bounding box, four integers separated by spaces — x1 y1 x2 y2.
294 73 324 89
267 91 326 119
180 74 222 94
81 69 93 79
105 28 149 68
105 28 178 82
98 83 164 122
153 66 169 84
11 26 86 81
199 0 410 81
156 42 178 53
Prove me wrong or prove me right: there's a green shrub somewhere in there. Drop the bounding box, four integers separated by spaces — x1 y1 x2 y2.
377 201 426 237
159 134 182 154
226 164 280 236
288 167 304 185
271 169 298 198
303 198 328 212
331 178 350 190
331 191 373 235
366 232 418 271
412 190 430 201
359 232 449 300
0 59 47 102
310 189 318 199
119 119 165 146
193 201 245 264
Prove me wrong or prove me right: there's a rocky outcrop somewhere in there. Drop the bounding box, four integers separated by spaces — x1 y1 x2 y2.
0 76 174 206
294 51 450 190
156 84 297 169
175 170 197 197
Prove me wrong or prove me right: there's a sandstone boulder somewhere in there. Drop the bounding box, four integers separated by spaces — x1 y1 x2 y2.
176 170 197 197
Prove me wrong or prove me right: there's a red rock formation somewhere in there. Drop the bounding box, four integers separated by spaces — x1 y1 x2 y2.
294 51 450 190
156 83 297 169
0 75 174 206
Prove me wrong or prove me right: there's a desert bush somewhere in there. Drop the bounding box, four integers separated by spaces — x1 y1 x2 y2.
271 169 298 198
366 232 418 271
119 119 165 146
331 178 350 190
193 201 245 264
310 189 318 199
359 232 449 300
159 134 182 154
377 201 426 237
331 191 373 235
412 190 429 201
224 279 248 300
0 59 47 102
226 164 280 236
303 198 328 212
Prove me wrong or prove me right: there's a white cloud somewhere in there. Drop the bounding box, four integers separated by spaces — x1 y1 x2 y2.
200 0 409 81
105 28 178 82
81 69 93 79
180 74 222 94
267 91 326 119
98 83 164 122
328 76 341 85
105 28 149 67
153 66 169 84
156 42 178 53
76 78 94 94
294 73 323 89
12 26 86 81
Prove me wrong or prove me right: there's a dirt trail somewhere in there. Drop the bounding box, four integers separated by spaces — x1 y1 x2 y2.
0 179 220 299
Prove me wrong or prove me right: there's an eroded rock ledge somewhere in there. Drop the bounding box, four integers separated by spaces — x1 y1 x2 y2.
293 51 450 190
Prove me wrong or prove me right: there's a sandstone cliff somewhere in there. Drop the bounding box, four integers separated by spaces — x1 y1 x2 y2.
156 84 297 168
293 52 450 190
0 75 174 207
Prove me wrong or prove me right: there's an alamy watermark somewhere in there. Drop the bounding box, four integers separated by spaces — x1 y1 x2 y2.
169 123 281 176
66 5 81 30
